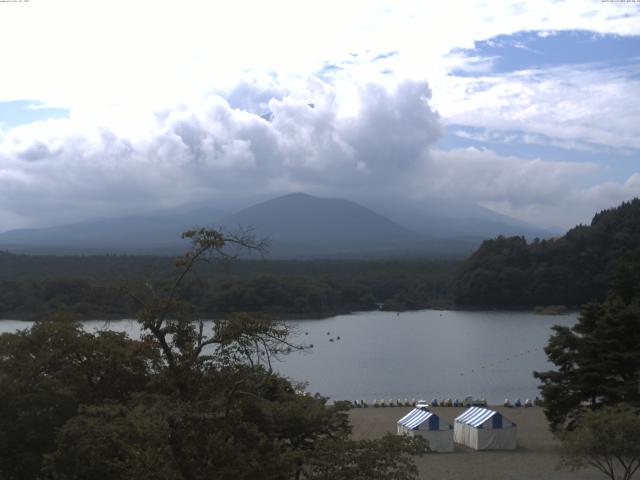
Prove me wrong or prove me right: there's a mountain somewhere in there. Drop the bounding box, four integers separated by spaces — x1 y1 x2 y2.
217 193 426 257
368 196 561 241
452 198 640 308
0 206 224 254
0 192 554 258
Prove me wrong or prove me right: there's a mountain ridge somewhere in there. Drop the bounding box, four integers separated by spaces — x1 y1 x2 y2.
0 192 557 258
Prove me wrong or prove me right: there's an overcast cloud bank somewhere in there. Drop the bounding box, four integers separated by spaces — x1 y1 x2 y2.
0 1 639 232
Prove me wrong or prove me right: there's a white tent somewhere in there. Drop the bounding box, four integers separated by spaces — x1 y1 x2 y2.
397 408 454 452
453 406 517 450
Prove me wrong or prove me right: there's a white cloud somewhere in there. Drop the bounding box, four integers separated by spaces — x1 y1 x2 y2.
480 171 640 228
0 1 639 231
419 147 597 206
1 1 638 110
0 78 441 230
440 63 640 151
401 146 640 228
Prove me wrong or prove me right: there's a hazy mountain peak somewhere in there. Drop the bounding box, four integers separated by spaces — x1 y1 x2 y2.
0 192 555 258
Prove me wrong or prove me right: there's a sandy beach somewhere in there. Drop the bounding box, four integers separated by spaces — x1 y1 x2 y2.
349 406 603 480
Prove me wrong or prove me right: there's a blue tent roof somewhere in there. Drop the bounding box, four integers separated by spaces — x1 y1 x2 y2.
455 407 500 428
397 408 438 430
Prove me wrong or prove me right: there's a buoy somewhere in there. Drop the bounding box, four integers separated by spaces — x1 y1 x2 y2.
336 336 340 340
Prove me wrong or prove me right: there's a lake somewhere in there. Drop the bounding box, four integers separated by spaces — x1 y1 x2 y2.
1 309 577 404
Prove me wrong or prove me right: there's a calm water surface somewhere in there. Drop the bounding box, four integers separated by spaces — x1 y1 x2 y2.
1 309 577 404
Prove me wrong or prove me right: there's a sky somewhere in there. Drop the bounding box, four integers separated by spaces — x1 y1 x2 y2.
0 0 639 232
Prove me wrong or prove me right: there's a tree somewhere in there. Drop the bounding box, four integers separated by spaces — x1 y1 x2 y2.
534 255 640 431
42 400 181 480
302 434 428 480
0 313 158 479
1 228 426 480
559 405 640 480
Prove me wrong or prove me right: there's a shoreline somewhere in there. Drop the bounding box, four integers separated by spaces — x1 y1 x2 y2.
0 306 578 323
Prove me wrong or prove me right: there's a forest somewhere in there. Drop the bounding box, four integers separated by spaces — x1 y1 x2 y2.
451 199 640 308
4 198 640 319
0 253 455 320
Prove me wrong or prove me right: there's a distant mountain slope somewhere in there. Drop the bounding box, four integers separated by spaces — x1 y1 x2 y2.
218 193 426 257
0 192 554 258
452 198 640 308
0 206 224 254
370 197 560 241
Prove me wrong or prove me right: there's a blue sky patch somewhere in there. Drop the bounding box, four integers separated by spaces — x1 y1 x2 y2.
450 30 640 76
0 100 69 129
372 51 398 62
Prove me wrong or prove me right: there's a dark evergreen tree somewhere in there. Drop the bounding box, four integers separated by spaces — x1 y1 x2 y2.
534 252 640 431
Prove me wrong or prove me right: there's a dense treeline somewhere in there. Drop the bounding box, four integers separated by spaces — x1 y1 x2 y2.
452 198 640 308
0 255 456 319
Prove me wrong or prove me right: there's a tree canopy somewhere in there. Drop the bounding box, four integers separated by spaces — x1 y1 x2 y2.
0 228 426 480
534 251 640 431
453 198 640 308
558 405 640 480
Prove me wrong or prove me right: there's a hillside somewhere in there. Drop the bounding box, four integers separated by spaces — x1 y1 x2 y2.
452 198 640 308
0 192 555 258
218 193 426 257
0 206 224 254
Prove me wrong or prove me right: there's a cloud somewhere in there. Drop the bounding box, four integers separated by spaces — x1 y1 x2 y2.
0 1 638 232
1 74 637 232
439 62 640 151
418 147 597 207
420 147 640 228
0 78 441 231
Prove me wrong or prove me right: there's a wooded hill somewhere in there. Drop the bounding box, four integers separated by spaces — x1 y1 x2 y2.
452 198 640 308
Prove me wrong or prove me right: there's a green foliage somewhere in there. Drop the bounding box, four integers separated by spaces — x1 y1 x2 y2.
0 317 157 479
453 198 640 307
558 405 640 480
0 229 425 480
534 253 640 431
302 434 428 480
43 400 181 480
0 256 455 319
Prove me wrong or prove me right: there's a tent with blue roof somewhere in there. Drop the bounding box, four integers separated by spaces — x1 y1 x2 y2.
397 408 453 452
453 406 517 450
